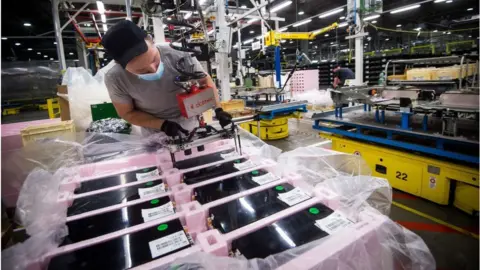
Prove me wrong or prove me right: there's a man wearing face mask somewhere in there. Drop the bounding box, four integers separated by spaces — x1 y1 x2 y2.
101 20 232 137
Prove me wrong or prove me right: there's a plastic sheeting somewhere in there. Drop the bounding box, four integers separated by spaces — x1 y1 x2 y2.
1 131 435 270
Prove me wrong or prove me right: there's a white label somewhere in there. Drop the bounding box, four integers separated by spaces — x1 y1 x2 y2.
429 176 436 189
138 183 166 198
438 76 452 80
141 202 175 223
233 160 256 170
251 172 280 185
221 152 240 159
148 231 190 258
136 168 160 181
315 212 353 235
277 187 311 206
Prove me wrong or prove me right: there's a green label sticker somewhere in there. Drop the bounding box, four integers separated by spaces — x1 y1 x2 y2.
157 224 168 231
150 199 160 205
251 170 259 175
275 185 284 191
146 181 154 186
143 168 151 172
309 207 320 215
234 159 241 163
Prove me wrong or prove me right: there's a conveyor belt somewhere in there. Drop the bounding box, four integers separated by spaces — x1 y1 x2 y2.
232 203 333 259
209 183 299 234
48 219 191 270
74 166 159 194
67 179 165 217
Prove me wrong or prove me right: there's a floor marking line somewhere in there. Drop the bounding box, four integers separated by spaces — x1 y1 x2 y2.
392 201 479 240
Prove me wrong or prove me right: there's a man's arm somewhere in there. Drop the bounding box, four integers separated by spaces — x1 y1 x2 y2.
113 102 164 129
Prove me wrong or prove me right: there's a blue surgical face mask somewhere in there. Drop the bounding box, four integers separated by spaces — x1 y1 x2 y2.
137 62 164 81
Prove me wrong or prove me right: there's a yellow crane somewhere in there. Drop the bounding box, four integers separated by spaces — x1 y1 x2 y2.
264 22 339 47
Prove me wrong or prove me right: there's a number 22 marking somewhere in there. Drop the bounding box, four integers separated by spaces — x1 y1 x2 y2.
396 171 408 181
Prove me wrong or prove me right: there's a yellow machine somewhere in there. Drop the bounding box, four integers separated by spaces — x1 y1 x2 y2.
265 22 339 47
322 134 479 215
47 98 61 119
240 115 290 140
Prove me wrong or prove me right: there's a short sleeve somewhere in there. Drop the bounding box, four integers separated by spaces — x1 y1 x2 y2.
192 57 205 73
105 72 133 104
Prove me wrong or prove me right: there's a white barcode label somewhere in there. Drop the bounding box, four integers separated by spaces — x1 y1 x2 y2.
251 172 280 185
148 230 190 258
315 212 353 235
136 168 160 181
277 187 311 206
233 160 256 170
138 183 165 198
141 202 175 223
221 152 240 159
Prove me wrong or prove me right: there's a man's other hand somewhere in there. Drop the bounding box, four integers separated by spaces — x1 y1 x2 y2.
215 108 233 128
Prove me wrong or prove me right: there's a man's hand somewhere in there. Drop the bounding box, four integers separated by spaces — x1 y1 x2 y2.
215 108 232 128
161 120 189 137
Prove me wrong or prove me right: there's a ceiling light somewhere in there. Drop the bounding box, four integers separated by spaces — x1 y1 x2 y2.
184 12 192 19
330 42 334 44
298 11 304 15
250 30 254 33
270 1 292 13
24 23 32 27
469 35 472 37
372 21 377 24
443 31 447 34
467 8 473 11
390 4 420 14
50 58 54 60
321 59 328 62
319 8 344 18
101 14 106 23
37 52 41 55
15 43 21 46
280 40 286 43
447 32 451 34
69 52 74 55
385 38 389 41
96 1 105 14
338 22 348 28
289 40 293 43
27 48 32 51
1 37 7 40
364 14 380 21
247 18 259 24
309 41 313 44
340 16 346 20
243 38 254 44
103 24 108 32
85 23 91 27
279 27 288 32
312 60 319 63
446 0 452 3
293 19 311 27
433 30 438 32
434 0 446 2
53 42 57 45
44 55 47 58
325 34 329 37
396 24 402 27
241 5 247 8
414 27 421 31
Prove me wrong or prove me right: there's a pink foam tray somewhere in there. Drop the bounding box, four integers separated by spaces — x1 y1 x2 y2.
59 139 236 192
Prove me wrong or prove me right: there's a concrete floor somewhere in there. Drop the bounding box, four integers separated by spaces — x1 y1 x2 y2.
266 119 479 270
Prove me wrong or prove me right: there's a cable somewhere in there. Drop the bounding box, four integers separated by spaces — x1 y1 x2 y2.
368 23 479 34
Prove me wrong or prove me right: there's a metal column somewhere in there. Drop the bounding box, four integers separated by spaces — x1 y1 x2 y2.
354 0 364 85
236 27 244 86
125 0 132 21
152 17 166 43
216 0 231 101
52 0 66 70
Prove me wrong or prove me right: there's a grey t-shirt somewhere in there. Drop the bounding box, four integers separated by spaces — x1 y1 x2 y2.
105 45 204 136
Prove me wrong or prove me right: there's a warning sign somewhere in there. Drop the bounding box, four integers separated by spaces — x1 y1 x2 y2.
429 176 436 189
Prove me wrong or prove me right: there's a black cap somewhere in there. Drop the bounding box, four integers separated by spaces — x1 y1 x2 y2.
101 20 148 68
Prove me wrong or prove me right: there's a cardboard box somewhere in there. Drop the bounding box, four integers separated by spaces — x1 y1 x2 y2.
406 68 433 81
57 85 71 121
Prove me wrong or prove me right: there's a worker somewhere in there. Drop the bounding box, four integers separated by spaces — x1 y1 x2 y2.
332 65 355 89
101 20 232 137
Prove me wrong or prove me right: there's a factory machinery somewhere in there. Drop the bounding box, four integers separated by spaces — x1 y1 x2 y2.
312 71 479 215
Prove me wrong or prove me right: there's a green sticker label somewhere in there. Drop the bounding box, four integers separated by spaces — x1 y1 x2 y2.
251 170 259 175
143 168 151 172
150 199 160 205
275 185 284 191
234 159 241 163
146 181 154 186
309 207 320 215
157 224 168 231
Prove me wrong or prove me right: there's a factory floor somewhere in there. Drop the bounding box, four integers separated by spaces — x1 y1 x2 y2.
266 119 479 270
